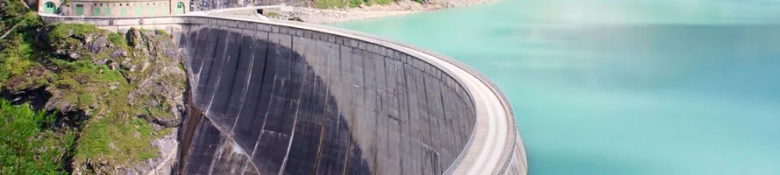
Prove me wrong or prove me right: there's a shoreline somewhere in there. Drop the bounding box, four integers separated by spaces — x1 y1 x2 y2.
268 0 493 24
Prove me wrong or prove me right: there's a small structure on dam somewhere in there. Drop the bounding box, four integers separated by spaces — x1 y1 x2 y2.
38 0 190 16
40 11 527 175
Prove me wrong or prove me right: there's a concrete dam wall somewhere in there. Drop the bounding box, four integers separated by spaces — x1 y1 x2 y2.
179 24 477 174
39 14 527 175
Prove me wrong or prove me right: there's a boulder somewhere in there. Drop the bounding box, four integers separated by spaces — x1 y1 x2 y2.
111 48 128 58
68 52 79 59
88 36 107 53
127 28 144 50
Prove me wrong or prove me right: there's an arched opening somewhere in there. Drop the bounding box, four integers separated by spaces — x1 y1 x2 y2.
175 2 185 14
43 2 56 14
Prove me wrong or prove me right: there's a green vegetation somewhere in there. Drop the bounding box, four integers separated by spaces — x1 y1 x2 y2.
0 99 77 174
75 117 166 163
46 23 104 50
154 29 168 36
0 8 45 87
314 0 399 8
265 12 280 18
41 24 182 172
315 0 348 9
1 0 30 22
1 5 185 173
372 0 393 5
349 0 362 7
108 32 126 47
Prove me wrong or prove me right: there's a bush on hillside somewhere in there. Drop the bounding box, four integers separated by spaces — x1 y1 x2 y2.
0 99 77 174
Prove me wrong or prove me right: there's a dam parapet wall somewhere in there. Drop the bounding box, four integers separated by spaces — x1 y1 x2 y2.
40 14 527 175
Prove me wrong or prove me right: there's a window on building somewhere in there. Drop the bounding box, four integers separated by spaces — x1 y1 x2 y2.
134 6 142 16
75 4 84 15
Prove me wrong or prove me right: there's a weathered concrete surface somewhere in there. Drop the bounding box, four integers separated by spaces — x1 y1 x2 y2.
178 24 476 174
39 14 527 175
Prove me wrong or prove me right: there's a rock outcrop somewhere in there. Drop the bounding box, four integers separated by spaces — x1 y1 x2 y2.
0 23 186 174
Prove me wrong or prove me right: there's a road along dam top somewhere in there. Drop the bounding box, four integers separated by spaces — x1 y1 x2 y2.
40 14 527 175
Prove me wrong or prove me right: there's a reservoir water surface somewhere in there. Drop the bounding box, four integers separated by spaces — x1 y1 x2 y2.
334 0 780 174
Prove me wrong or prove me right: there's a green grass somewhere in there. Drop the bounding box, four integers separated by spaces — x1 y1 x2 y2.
313 0 400 8
315 0 348 9
265 12 280 18
47 23 104 53
43 26 182 171
154 29 168 36
1 0 32 25
349 0 363 7
45 54 165 168
77 94 94 107
0 11 48 88
107 32 127 47
74 117 159 165
373 0 393 5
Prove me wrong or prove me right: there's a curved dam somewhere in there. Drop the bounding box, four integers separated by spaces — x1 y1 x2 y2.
40 14 526 175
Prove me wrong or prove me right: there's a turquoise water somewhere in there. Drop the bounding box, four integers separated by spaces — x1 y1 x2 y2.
333 0 780 174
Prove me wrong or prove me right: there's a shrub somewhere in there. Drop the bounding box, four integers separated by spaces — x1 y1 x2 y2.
0 99 76 174
374 0 392 5
349 0 362 7
154 29 168 36
107 32 126 47
315 0 347 9
265 12 279 18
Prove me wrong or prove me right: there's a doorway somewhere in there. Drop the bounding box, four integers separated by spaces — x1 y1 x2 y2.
43 2 56 14
175 2 185 14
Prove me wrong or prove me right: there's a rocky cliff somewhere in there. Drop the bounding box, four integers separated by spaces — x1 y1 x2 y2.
1 8 186 174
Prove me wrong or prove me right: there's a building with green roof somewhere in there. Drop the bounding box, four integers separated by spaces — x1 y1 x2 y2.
39 0 190 16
